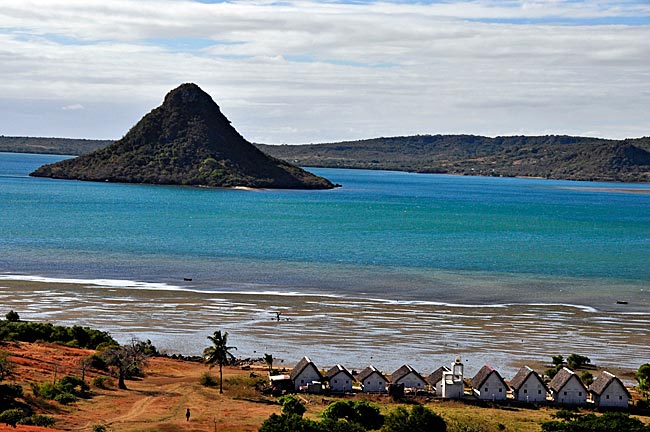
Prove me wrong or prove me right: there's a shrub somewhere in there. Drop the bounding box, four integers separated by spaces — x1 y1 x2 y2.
86 353 109 371
278 394 306 417
323 400 383 430
92 375 113 389
4 311 19 322
200 372 218 387
0 408 25 427
93 424 108 432
0 383 23 400
54 392 77 405
382 405 446 432
566 354 591 370
18 414 56 427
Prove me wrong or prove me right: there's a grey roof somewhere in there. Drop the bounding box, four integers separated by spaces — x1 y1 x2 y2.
290 356 322 381
549 367 586 393
358 365 387 383
589 371 630 397
509 366 547 392
390 364 425 384
325 364 354 382
426 366 450 386
471 365 508 390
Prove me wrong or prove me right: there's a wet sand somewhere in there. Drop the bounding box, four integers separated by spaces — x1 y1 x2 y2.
1 277 648 380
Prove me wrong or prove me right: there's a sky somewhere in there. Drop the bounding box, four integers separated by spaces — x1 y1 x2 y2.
0 0 649 144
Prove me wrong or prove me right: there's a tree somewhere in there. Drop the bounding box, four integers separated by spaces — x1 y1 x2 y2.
566 354 590 370
0 351 15 382
100 338 150 390
552 355 564 367
264 353 274 375
580 371 594 386
637 363 650 391
381 405 446 432
322 400 383 430
4 311 19 322
542 412 650 432
203 330 237 394
278 395 306 417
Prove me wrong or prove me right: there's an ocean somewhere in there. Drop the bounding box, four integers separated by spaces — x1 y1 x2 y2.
1 152 649 377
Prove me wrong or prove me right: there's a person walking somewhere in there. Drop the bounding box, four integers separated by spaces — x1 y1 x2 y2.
186 408 191 422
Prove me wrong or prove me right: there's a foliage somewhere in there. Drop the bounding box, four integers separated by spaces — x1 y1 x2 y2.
31 374 88 404
200 372 218 387
259 413 366 432
91 375 113 389
322 400 383 430
541 411 650 432
0 136 110 156
0 351 15 382
5 311 19 322
580 372 594 386
18 414 56 427
381 405 446 432
552 356 565 367
92 424 108 432
0 384 23 400
0 320 115 349
100 338 151 390
0 408 25 427
637 363 650 391
85 353 109 371
203 330 237 394
278 395 306 417
566 354 591 370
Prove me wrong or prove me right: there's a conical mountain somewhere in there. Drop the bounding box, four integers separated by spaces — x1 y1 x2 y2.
30 83 337 189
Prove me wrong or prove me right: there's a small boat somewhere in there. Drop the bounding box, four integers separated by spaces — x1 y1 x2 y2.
183 277 193 282
616 300 628 305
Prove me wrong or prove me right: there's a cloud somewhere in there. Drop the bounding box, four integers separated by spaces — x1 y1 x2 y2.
62 103 84 111
0 0 648 142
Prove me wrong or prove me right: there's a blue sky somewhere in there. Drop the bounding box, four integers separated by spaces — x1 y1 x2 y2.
0 0 648 143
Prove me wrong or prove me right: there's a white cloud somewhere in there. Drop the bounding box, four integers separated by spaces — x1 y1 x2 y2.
62 104 84 111
0 0 648 142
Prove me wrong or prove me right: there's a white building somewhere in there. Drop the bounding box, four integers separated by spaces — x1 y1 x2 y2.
426 366 450 396
509 366 549 403
471 365 508 401
390 364 427 391
290 356 322 392
357 365 388 393
442 357 465 399
589 371 630 408
324 364 354 393
549 367 587 405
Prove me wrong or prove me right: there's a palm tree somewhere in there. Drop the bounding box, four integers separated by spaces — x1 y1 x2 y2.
264 353 273 375
203 330 237 394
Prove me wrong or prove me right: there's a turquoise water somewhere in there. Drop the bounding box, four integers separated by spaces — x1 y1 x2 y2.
1 152 650 309
2 152 650 372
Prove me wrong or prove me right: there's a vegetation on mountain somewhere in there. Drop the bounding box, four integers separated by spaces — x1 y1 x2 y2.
258 135 650 182
0 319 115 349
29 83 336 189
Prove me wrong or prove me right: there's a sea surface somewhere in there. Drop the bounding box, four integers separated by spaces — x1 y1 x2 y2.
1 152 649 377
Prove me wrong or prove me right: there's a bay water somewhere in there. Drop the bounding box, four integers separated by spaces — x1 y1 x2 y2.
1 152 648 377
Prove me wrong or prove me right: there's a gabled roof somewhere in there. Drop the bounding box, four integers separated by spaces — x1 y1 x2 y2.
390 364 425 384
426 366 450 386
549 367 586 393
471 365 508 390
290 356 322 381
509 366 547 392
589 371 631 397
325 364 355 381
358 365 387 383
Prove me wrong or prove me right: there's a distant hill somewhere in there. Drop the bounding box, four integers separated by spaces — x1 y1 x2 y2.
258 135 650 182
30 84 336 190
0 135 111 155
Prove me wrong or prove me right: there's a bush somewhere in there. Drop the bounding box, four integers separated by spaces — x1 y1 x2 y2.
0 408 25 427
4 311 19 322
323 400 383 430
54 392 77 405
92 375 113 389
93 425 108 432
566 354 590 370
0 320 115 349
18 414 56 427
382 405 446 432
0 383 23 400
86 353 109 371
278 394 306 417
200 372 218 387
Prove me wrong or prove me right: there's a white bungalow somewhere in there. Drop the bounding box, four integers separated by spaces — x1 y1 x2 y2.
509 366 549 403
442 357 465 398
426 366 450 396
549 367 587 405
390 364 427 391
589 371 630 408
290 356 323 392
357 365 388 393
325 364 354 393
471 365 508 400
